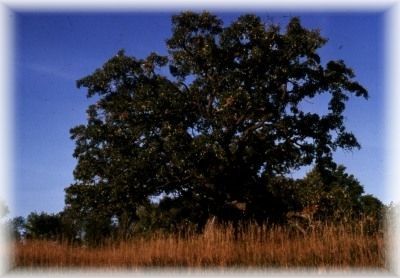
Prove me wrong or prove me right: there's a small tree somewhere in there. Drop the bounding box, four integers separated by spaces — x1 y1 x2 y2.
25 212 63 241
359 194 384 234
295 165 383 225
8 216 26 241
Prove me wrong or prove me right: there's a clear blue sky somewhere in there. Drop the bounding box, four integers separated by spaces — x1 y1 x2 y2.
12 10 386 218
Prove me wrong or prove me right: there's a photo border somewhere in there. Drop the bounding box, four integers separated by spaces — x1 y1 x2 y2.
0 0 398 276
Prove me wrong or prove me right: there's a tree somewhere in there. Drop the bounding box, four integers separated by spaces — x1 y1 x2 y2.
8 216 26 241
65 11 368 234
359 194 385 234
58 209 84 244
25 212 63 240
290 165 383 224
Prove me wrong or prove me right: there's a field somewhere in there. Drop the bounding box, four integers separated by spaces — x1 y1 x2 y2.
11 220 387 270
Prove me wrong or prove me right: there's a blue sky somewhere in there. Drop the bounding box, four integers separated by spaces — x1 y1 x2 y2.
12 10 386 218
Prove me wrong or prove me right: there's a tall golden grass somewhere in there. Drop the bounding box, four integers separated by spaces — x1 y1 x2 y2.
12 220 387 269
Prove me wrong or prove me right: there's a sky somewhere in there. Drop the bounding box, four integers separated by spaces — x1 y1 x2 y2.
11 10 386 218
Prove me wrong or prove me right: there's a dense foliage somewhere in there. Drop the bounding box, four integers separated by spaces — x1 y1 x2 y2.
39 11 382 244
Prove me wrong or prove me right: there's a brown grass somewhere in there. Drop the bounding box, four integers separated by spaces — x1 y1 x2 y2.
11 220 387 270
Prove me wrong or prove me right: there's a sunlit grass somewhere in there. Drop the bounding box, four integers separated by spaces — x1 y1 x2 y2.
12 220 387 269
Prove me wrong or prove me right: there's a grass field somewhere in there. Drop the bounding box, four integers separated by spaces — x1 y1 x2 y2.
11 220 387 269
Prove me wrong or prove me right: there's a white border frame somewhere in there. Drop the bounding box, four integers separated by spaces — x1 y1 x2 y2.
0 0 398 276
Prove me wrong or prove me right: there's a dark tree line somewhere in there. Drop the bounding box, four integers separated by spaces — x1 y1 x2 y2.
7 12 385 245
6 166 385 245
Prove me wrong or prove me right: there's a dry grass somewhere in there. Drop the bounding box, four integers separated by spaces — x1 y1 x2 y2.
12 220 387 270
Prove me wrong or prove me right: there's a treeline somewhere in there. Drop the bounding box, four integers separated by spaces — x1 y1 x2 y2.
6 165 385 246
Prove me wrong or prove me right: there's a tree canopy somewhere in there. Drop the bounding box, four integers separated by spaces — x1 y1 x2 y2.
65 11 369 238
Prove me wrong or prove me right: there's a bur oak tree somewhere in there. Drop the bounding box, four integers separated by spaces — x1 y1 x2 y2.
65 12 368 234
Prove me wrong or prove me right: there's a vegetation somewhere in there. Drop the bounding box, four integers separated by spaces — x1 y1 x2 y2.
13 220 386 269
8 11 386 268
61 11 377 242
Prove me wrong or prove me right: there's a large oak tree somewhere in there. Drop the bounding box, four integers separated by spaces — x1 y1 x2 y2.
65 12 368 235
